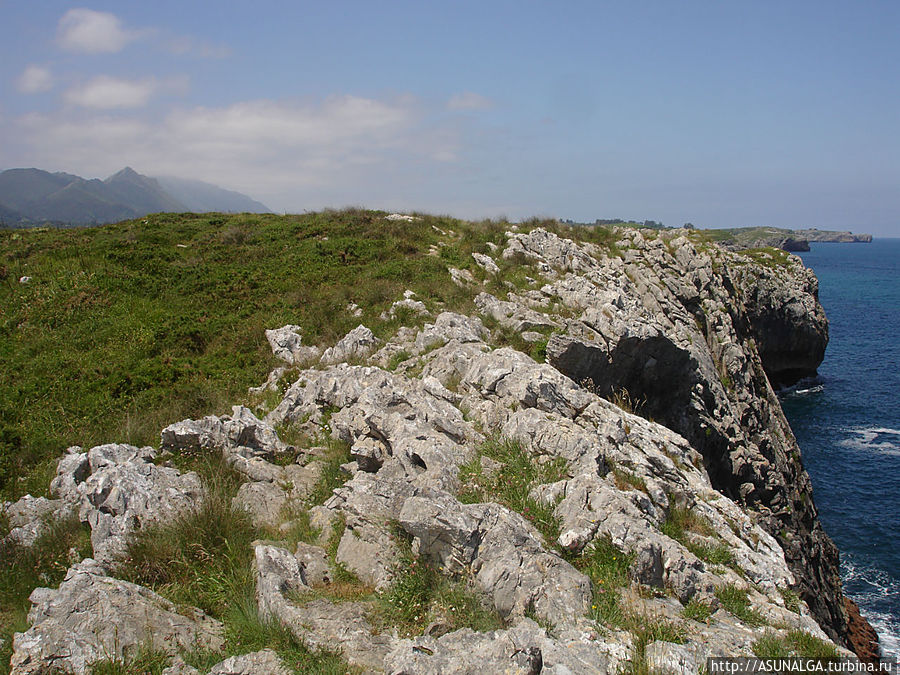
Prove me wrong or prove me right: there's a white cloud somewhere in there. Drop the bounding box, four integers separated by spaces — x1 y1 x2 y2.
63 75 187 109
6 96 461 206
17 65 54 94
447 92 494 111
57 8 141 54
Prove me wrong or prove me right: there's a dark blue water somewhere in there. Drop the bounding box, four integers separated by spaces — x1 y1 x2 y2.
781 239 900 657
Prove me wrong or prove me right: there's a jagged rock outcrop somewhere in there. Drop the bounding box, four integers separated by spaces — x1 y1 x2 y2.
8 221 872 673
49 444 203 564
10 559 223 675
1 495 71 548
474 227 860 651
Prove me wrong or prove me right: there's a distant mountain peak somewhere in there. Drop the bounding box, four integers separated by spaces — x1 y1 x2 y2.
0 166 270 227
108 166 140 179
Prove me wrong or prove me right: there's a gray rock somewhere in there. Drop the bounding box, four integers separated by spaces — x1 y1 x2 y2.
645 640 698 675
266 324 304 365
449 267 477 287
49 444 204 564
471 252 500 275
294 542 333 588
161 405 292 461
385 621 544 675
2 495 71 548
398 491 591 626
253 543 392 671
320 324 380 364
207 649 291 675
10 560 223 675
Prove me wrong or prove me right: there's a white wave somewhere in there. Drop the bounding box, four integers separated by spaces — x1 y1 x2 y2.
842 557 900 659
838 426 900 456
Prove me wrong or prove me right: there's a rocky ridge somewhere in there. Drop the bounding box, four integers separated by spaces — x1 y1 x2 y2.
3 224 877 672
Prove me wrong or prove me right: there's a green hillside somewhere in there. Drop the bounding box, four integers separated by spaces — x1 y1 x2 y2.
0 210 548 498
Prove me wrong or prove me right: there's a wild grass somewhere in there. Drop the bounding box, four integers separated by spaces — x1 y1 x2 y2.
715 584 766 627
660 499 740 569
0 210 497 502
370 528 503 638
457 436 567 545
573 536 634 629
682 597 714 623
620 615 688 675
88 645 170 675
111 452 352 673
752 630 840 658
609 463 648 493
304 438 353 507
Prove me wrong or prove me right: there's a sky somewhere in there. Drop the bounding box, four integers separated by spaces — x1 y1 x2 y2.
1 1 898 236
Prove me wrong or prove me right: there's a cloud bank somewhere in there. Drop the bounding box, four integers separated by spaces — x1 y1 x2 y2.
7 95 465 209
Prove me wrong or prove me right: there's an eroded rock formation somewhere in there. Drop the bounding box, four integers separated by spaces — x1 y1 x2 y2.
4 223 878 672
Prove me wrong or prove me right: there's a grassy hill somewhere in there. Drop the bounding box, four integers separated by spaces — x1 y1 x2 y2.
1 210 538 499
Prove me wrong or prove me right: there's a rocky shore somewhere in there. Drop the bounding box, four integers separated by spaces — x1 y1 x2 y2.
2 223 880 673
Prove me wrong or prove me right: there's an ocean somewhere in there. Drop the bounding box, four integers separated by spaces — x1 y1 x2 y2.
780 238 900 658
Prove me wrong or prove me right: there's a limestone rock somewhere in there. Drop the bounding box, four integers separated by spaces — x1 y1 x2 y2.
398 491 592 626
320 324 380 365
471 252 500 275
253 543 392 671
265 324 319 365
385 619 621 675
206 649 291 675
49 444 203 564
2 495 71 548
10 560 223 675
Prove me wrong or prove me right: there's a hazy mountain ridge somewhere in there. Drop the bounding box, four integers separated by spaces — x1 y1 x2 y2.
0 167 270 227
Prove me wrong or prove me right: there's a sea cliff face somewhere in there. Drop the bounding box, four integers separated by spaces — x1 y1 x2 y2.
2 222 876 673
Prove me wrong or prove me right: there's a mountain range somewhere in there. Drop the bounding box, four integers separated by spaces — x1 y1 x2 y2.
0 167 270 227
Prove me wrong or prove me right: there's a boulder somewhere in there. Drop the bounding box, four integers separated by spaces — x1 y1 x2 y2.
10 560 223 675
49 444 203 564
320 325 380 365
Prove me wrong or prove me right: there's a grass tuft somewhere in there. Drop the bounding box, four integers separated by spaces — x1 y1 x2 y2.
457 436 567 545
752 630 840 658
715 584 766 627
370 528 503 638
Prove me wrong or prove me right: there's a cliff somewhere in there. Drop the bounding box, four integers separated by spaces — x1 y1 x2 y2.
1 217 878 673
702 226 873 252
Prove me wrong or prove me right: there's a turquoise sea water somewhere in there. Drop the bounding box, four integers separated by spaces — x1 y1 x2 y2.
780 238 900 657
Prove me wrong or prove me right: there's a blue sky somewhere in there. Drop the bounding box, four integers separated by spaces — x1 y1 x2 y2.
1 1 898 235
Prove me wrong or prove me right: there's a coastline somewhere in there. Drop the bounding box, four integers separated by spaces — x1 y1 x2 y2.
783 239 900 659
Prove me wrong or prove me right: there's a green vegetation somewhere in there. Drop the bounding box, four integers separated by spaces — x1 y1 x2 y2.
752 630 840 658
661 499 740 570
457 436 567 544
682 597 714 623
661 500 714 542
715 584 766 627
370 527 503 638
88 645 170 675
0 210 487 501
609 462 648 493
0 209 635 501
305 438 353 508
621 615 688 675
575 536 633 629
779 587 802 614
